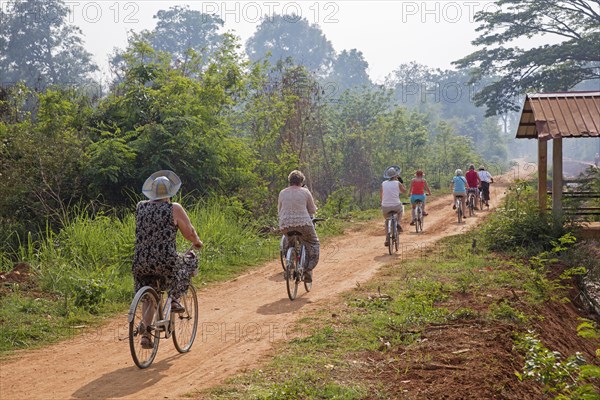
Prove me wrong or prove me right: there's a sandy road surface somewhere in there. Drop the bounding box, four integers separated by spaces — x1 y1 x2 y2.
0 166 526 400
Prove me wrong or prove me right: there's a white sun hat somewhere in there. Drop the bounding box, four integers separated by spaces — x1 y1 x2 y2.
383 165 401 179
142 170 182 200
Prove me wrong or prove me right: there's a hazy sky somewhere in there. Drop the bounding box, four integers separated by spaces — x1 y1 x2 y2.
69 1 495 82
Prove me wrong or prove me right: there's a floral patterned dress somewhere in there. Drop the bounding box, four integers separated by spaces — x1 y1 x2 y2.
132 201 197 298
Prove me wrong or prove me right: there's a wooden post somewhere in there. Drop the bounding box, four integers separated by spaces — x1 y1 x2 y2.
538 139 547 212
552 137 563 215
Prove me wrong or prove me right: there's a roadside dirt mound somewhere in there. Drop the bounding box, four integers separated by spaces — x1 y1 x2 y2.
1 164 565 400
354 281 598 399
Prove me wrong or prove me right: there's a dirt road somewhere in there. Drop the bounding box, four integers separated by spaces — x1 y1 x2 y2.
0 169 519 400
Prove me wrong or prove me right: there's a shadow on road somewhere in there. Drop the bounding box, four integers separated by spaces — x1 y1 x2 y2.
256 296 310 315
71 353 182 399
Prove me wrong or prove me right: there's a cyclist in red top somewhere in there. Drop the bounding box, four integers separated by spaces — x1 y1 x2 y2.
408 170 432 225
465 164 480 209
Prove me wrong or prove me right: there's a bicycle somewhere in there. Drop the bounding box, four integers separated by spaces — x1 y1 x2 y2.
385 210 402 255
455 195 464 223
414 200 424 233
283 218 324 301
467 188 477 217
478 187 485 211
128 250 199 369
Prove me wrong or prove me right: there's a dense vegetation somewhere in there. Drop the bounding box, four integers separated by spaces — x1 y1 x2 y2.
0 4 500 261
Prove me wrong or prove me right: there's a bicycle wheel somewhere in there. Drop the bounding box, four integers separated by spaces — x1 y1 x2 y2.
172 285 199 353
279 235 286 271
387 219 394 255
468 196 475 217
286 247 299 300
129 286 160 369
417 207 423 233
479 193 484 211
393 221 399 252
457 201 463 223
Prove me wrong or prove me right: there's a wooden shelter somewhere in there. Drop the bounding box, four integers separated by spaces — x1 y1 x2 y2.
515 91 600 214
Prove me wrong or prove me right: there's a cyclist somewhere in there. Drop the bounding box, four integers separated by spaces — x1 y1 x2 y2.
477 165 494 207
381 165 407 246
132 170 203 348
278 170 319 283
465 164 481 209
451 168 468 218
408 170 432 225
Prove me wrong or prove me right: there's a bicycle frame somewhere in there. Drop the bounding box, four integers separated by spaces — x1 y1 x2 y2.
154 291 174 338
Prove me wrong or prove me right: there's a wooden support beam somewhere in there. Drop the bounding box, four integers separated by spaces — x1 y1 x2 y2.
538 139 547 212
552 137 563 216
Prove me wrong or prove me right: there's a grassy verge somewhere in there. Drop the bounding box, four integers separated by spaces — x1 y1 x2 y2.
203 228 599 399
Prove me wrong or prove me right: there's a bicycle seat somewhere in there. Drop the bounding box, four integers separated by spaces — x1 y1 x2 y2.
286 231 302 237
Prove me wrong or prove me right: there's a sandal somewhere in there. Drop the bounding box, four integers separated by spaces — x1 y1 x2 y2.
140 335 153 349
171 299 185 313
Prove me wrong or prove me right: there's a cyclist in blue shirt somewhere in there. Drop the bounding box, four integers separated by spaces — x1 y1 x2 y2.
451 169 468 218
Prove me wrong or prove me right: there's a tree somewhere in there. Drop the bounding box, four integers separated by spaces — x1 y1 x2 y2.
110 6 225 83
143 5 225 71
0 0 97 89
327 49 372 93
454 0 600 116
93 34 259 204
246 15 336 76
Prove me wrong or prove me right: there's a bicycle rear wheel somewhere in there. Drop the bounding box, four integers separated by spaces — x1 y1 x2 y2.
387 219 394 255
172 285 199 353
479 193 484 211
457 202 463 223
393 222 399 252
286 247 299 300
129 286 160 369
468 196 475 216
279 235 286 271
417 208 423 233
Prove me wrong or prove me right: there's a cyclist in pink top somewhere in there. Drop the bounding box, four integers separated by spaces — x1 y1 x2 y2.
408 170 432 225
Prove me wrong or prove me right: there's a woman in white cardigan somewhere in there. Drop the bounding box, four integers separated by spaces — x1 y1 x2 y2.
278 170 319 283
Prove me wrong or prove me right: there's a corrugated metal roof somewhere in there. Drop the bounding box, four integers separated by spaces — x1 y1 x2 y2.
515 91 600 140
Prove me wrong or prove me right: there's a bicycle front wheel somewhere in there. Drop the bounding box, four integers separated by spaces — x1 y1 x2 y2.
173 285 199 353
129 286 160 369
286 247 299 300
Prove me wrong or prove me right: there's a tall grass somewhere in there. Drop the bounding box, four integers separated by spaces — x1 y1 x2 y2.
188 198 278 282
0 198 278 352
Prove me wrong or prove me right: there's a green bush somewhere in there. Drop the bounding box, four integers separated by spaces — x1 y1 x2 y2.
481 181 569 254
